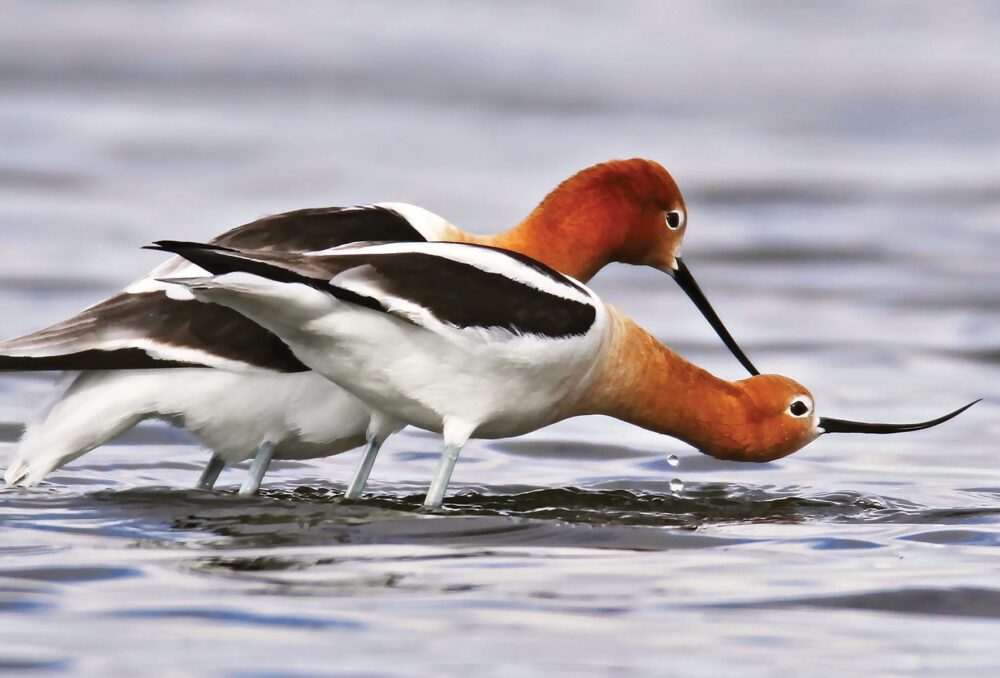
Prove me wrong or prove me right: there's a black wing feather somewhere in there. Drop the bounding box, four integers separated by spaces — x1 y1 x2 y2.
155 242 597 340
211 206 425 251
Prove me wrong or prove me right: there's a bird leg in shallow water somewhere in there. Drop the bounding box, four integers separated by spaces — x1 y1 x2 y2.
424 443 463 509
196 454 225 490
239 442 274 495
422 419 476 508
345 436 384 499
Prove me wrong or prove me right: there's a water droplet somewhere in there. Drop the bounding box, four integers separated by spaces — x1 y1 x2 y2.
670 478 684 494
667 454 679 468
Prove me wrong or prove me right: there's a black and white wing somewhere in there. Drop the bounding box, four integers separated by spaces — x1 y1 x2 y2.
0 204 449 372
0 290 307 371
209 203 443 251
150 240 599 341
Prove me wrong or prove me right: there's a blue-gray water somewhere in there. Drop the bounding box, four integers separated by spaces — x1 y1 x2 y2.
1 2 999 675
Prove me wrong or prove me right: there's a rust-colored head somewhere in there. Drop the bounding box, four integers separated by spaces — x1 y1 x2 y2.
688 372 978 462
504 158 687 279
700 374 821 462
491 158 759 377
563 157 688 272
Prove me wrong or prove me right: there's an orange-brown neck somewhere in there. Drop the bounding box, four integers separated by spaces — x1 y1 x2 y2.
575 307 759 458
478 209 618 282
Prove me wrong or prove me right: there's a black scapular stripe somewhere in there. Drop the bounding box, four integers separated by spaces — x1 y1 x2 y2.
356 251 596 338
155 242 597 339
212 205 427 251
0 348 193 371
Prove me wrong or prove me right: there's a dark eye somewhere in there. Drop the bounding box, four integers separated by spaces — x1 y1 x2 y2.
789 400 809 417
666 210 684 230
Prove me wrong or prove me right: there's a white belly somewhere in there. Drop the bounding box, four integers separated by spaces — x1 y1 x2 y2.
88 368 371 462
289 308 603 440
4 367 371 488
168 369 370 461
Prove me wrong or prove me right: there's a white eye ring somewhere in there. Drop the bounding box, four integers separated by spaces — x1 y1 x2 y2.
787 396 813 418
666 210 685 230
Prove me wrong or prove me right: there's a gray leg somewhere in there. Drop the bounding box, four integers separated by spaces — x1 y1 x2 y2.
239 442 274 496
344 436 384 499
196 454 226 490
424 443 462 509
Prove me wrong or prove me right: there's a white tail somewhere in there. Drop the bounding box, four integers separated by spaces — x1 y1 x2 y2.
4 372 157 486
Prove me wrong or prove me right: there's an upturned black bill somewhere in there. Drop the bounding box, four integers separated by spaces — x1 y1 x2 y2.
672 258 760 376
819 400 980 435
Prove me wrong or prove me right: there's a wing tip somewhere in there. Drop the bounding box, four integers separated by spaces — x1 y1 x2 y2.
145 240 236 255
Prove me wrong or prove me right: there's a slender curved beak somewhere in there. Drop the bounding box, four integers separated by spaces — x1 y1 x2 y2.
670 258 760 376
818 400 980 435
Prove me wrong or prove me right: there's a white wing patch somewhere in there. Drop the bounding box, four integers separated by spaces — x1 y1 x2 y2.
374 202 459 241
125 256 207 300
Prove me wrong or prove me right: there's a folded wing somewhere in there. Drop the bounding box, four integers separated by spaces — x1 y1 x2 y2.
153 241 600 342
0 205 434 372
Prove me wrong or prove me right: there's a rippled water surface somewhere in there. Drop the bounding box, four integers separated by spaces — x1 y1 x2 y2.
2 2 1000 675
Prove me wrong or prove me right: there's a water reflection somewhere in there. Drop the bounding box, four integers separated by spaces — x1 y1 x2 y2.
5 483 998 555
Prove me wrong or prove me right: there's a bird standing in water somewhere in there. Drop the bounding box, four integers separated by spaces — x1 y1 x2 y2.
2 159 757 492
154 239 976 508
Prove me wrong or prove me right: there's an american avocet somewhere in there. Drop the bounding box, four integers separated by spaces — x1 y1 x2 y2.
2 159 755 492
154 239 977 508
